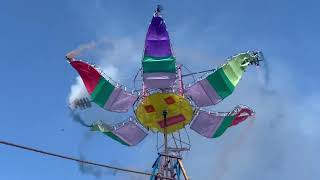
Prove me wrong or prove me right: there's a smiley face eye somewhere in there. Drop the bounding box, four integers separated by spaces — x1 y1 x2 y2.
144 105 155 113
164 96 175 105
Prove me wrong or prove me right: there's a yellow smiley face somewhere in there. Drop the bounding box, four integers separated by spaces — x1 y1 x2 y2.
135 93 193 134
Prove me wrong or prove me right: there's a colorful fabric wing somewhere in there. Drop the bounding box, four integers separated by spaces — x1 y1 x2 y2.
70 60 137 112
142 15 176 88
190 105 254 138
185 52 255 107
231 107 254 126
91 118 148 146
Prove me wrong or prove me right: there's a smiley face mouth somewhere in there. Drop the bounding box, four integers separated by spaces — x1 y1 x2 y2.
158 114 186 128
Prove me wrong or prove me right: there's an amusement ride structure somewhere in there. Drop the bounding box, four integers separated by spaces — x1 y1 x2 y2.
66 5 264 180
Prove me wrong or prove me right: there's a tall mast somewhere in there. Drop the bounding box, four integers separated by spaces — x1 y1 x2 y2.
147 5 189 180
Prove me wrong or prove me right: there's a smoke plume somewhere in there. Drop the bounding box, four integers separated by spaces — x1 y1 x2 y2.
69 110 91 128
77 133 119 178
66 41 96 59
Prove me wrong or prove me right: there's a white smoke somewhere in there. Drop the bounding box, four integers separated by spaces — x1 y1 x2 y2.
66 41 96 60
68 76 89 108
77 132 119 178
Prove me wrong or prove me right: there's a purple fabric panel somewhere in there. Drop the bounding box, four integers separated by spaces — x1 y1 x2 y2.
143 72 176 88
200 79 221 104
144 16 172 57
145 40 171 57
105 88 136 112
143 72 176 80
190 111 225 138
185 79 221 107
114 121 147 146
104 88 121 110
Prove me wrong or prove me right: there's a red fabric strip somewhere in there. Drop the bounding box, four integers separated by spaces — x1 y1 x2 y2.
158 114 186 128
231 108 253 126
70 60 101 94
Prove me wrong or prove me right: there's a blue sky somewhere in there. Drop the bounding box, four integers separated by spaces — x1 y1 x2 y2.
0 0 319 180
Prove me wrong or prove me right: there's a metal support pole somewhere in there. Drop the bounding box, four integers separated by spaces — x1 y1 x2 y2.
153 109 190 179
178 65 184 96
178 159 189 180
142 83 146 97
163 110 168 154
162 110 168 179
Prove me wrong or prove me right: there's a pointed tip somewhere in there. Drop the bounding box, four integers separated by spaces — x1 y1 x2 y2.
154 4 163 17
65 56 72 62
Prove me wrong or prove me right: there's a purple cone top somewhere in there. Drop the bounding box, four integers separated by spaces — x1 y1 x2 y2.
142 15 176 88
144 16 173 57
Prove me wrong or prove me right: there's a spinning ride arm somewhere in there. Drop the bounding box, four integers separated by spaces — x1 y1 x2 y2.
190 105 254 138
67 58 137 113
185 51 264 107
90 118 148 146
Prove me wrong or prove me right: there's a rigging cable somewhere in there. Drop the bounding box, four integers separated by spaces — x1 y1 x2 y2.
0 140 174 180
133 67 142 93
180 64 196 83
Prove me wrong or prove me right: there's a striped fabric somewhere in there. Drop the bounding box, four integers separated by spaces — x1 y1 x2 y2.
70 60 136 112
186 52 255 107
184 79 222 107
190 106 254 138
142 15 176 88
91 119 148 146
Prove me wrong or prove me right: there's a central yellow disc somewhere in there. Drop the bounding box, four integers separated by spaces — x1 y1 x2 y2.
135 93 193 134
